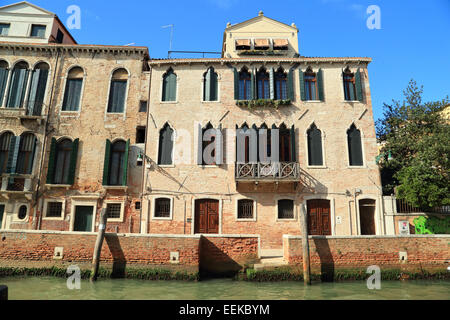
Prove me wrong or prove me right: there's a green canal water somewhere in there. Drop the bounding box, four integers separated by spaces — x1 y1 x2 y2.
1 277 449 300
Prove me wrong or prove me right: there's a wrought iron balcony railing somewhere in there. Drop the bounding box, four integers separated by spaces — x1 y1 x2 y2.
235 162 301 181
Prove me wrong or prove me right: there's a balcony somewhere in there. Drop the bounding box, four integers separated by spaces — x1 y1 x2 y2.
0 175 34 199
235 162 301 181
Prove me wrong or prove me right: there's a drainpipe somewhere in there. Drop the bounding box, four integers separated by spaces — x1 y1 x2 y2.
35 49 61 230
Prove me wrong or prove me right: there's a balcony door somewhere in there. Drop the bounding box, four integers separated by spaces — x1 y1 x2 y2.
194 199 219 234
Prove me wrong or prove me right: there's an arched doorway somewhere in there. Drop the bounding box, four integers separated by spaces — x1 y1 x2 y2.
194 199 219 234
359 199 376 235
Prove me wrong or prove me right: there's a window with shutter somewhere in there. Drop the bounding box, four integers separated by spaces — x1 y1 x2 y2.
0 61 9 107
107 69 128 113
304 67 318 101
238 67 252 100
158 124 174 165
53 139 72 184
46 138 57 184
27 62 49 116
347 124 363 166
162 68 177 102
102 139 111 186
108 140 126 186
256 67 270 99
343 67 356 101
62 67 83 111
307 124 323 166
203 67 218 101
355 69 363 102
16 133 37 174
0 132 13 174
287 68 294 100
274 67 287 100
7 62 29 108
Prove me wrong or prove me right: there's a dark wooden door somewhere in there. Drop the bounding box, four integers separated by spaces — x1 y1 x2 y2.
0 204 4 229
195 199 219 234
359 199 376 235
73 206 94 232
307 199 331 235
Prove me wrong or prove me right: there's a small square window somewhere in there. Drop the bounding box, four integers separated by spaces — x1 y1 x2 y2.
278 199 294 219
139 100 148 112
155 198 171 218
46 202 63 218
136 126 146 144
56 29 64 43
0 23 10 36
135 202 141 210
31 25 46 38
106 203 122 219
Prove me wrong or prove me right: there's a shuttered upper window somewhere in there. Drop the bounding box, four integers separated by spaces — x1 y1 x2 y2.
102 139 130 186
162 68 177 102
238 68 252 100
307 124 323 166
274 68 287 100
343 68 356 101
0 131 13 174
347 124 363 166
47 138 79 185
62 67 83 112
203 67 218 101
27 62 49 116
16 133 37 174
256 67 270 99
158 124 174 165
7 62 29 109
0 60 9 107
300 67 324 101
107 69 128 113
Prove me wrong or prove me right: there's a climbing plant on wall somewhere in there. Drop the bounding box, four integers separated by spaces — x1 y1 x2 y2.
413 216 450 234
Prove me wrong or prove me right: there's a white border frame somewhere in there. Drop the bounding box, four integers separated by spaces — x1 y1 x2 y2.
103 200 125 223
191 197 223 235
42 198 66 221
235 196 257 222
302 195 336 236
69 199 98 232
13 202 30 222
151 196 174 221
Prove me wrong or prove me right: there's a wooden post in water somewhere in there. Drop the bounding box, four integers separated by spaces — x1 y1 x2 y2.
0 285 7 300
90 208 108 282
300 204 311 285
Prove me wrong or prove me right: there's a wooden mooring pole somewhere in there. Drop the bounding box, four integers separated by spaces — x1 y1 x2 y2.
300 204 311 285
0 285 7 300
90 208 108 282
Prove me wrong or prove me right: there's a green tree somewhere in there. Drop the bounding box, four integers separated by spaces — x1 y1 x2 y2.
376 80 450 209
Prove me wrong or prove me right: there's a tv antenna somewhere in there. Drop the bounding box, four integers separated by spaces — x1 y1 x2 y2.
161 24 174 58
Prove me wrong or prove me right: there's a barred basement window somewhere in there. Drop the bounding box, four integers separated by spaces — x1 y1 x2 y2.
238 199 254 219
46 202 63 218
155 198 171 218
106 203 122 219
278 199 294 219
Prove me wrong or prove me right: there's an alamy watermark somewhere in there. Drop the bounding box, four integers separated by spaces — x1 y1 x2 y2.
366 265 381 290
66 5 81 30
366 5 381 30
66 265 81 290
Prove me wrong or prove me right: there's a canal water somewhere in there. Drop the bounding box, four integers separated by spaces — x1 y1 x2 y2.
1 277 449 300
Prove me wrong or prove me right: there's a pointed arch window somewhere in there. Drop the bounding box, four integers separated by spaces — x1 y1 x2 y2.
108 68 128 113
16 133 37 175
0 131 13 174
7 61 29 108
158 124 174 165
256 67 269 99
237 124 250 163
203 67 218 101
343 67 356 101
202 123 215 165
27 62 49 116
307 124 323 166
259 123 272 161
274 68 287 100
347 124 363 166
0 60 9 107
279 124 294 162
304 67 318 101
162 68 177 102
238 68 252 100
62 67 84 111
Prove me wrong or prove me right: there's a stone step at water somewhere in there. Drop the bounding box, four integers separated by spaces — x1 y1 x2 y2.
260 249 284 258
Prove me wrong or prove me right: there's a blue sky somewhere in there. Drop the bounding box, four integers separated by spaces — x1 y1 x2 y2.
28 0 450 121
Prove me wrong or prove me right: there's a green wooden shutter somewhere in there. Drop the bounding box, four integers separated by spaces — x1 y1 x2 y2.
46 138 57 184
288 69 294 100
299 70 306 101
355 69 363 102
102 139 111 186
0 68 8 106
26 136 37 174
67 138 79 185
122 139 130 186
234 68 239 100
290 126 296 162
269 68 275 100
27 69 40 115
317 69 324 101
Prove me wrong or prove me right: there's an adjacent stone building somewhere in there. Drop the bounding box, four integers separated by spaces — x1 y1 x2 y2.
142 13 384 249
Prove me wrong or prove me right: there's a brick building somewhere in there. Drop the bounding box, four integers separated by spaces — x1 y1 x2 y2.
0 2 150 233
142 12 384 250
